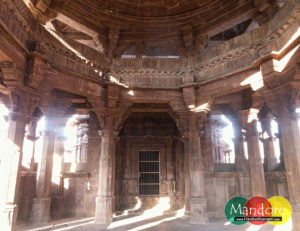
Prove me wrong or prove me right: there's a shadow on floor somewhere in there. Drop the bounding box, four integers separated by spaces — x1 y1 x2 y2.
17 213 292 231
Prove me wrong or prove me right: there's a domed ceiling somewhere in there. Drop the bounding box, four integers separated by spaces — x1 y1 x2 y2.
26 0 279 58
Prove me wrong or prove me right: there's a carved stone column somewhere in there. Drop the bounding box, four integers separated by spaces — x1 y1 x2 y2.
183 136 190 214
90 85 129 225
31 117 55 223
26 119 39 172
183 113 208 224
52 134 66 219
232 117 248 172
1 112 27 230
276 110 300 230
274 120 285 168
0 89 39 231
95 129 117 226
31 110 67 223
263 84 300 230
259 116 278 171
243 109 266 197
201 117 215 173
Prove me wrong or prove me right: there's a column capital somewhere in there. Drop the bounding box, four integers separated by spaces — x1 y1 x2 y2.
41 102 71 118
98 129 119 139
56 136 67 142
182 131 203 142
259 136 276 143
25 118 39 141
92 103 132 132
172 110 209 137
7 88 41 123
264 86 300 118
182 87 196 110
26 54 46 89
240 109 260 137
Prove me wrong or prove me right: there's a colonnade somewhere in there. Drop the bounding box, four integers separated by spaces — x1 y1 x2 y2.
0 90 300 231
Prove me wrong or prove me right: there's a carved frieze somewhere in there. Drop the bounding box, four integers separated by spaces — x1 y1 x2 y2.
0 61 22 83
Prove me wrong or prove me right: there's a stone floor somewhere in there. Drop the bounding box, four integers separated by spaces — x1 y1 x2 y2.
17 212 293 231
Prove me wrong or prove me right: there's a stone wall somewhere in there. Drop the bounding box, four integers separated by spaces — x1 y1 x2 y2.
116 112 181 210
205 172 288 218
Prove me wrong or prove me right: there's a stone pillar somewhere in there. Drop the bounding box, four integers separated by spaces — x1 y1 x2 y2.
31 114 66 223
85 111 101 215
277 111 300 230
95 129 117 226
175 139 185 208
18 118 39 221
232 118 248 172
184 113 208 224
54 136 66 195
52 135 66 218
0 112 27 231
77 116 89 165
201 118 215 173
26 119 38 172
260 116 278 171
275 120 285 169
183 138 190 214
243 110 266 197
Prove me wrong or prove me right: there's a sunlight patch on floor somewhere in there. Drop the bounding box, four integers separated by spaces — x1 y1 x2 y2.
108 197 173 229
127 208 185 231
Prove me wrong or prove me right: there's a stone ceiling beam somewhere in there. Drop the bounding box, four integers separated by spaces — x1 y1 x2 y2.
54 13 104 53
35 0 52 13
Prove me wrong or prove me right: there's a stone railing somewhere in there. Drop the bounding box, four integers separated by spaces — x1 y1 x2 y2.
113 58 191 71
43 40 104 82
112 70 185 88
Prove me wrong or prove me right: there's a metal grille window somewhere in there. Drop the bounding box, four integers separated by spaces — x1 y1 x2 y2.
139 151 159 196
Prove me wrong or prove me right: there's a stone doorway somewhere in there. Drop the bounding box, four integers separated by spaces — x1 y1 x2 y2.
115 104 183 211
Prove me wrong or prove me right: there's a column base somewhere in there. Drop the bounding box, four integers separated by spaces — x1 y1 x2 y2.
235 157 248 172
30 197 51 224
184 197 190 216
95 196 113 225
264 157 279 171
188 197 209 224
1 203 18 231
292 205 300 231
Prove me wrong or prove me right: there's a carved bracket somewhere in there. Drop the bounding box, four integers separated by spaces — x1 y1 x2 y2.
264 87 300 118
8 88 41 122
182 87 196 109
26 55 46 89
